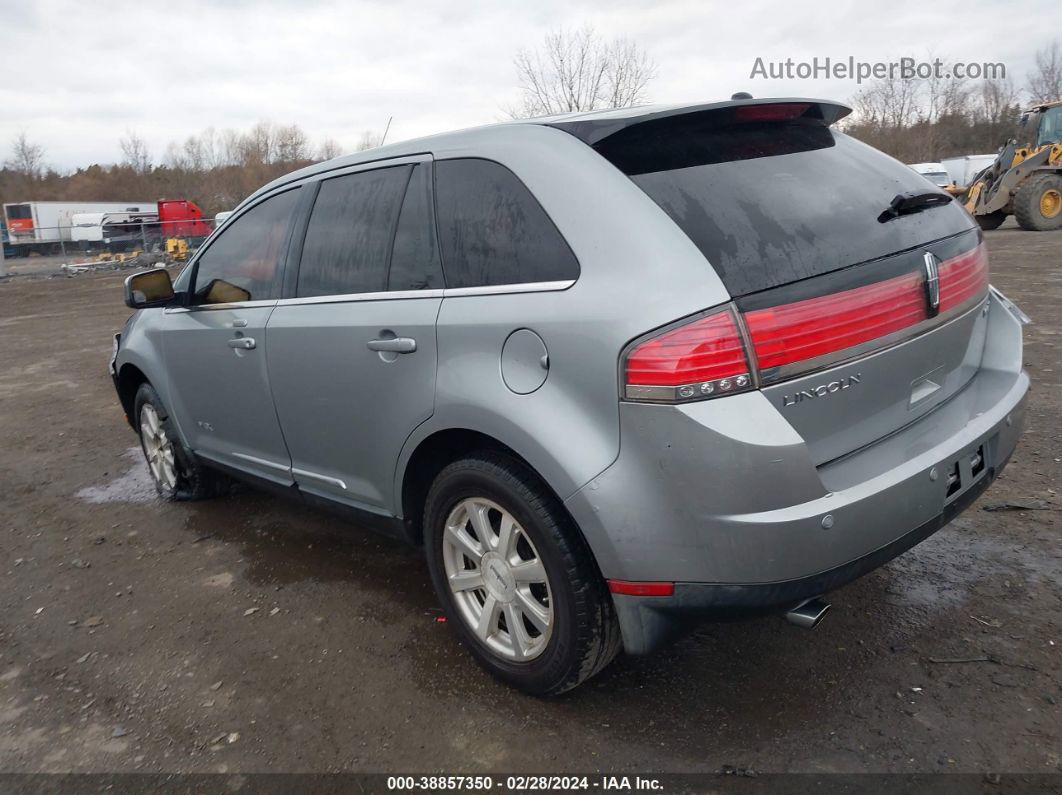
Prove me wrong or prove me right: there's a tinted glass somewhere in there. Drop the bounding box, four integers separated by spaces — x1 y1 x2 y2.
7 204 32 220
388 164 444 291
193 188 299 304
1038 105 1062 147
297 166 410 297
596 115 974 296
434 159 579 288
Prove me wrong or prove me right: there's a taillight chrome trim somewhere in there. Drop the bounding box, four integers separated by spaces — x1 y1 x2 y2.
625 371 754 403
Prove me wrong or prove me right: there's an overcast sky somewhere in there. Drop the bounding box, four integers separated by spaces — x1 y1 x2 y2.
1 0 1057 170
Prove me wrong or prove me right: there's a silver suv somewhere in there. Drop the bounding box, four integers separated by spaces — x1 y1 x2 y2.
112 98 1029 695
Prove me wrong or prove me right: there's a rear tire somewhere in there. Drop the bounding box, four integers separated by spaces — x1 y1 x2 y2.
1013 173 1062 231
424 452 621 696
134 383 221 501
976 210 1007 231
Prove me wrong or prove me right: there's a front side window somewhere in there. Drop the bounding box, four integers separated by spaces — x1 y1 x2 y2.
297 166 411 297
433 159 579 288
192 188 300 304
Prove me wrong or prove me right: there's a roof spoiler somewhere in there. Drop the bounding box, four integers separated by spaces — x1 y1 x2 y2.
544 98 852 146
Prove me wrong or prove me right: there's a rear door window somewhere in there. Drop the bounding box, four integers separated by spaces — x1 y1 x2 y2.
297 165 411 297
595 113 975 297
434 158 579 288
388 164 444 291
192 188 300 304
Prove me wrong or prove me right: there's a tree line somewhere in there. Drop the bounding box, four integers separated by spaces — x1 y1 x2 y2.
0 123 377 217
2 34 1059 219
841 41 1060 163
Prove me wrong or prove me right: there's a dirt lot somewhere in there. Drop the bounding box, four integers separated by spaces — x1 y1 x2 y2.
0 223 1059 777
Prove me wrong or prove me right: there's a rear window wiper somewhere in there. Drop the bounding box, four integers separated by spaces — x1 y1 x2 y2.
878 192 952 223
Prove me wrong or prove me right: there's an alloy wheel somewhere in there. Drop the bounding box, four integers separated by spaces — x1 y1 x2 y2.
441 497 553 661
139 403 177 492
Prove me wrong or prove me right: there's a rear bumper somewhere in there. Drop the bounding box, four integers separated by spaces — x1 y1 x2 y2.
565 289 1029 654
610 435 1015 654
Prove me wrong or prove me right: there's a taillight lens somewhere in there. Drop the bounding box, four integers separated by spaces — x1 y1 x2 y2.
623 242 988 402
939 242 989 312
744 270 927 372
624 308 753 402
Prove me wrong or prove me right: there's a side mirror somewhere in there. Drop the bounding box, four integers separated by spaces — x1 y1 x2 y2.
124 268 176 309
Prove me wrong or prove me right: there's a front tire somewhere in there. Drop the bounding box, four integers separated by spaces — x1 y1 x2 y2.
424 452 621 696
134 383 220 501
1013 173 1062 231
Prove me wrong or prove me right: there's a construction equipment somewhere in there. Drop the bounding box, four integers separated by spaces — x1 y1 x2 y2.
165 238 189 261
953 100 1062 231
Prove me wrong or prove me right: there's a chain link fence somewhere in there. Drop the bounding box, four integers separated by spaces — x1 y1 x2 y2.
2 218 220 276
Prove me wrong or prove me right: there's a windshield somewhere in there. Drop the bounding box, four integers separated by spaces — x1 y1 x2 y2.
1037 105 1062 147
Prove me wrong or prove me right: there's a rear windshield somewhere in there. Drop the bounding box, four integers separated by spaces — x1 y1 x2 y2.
595 114 975 296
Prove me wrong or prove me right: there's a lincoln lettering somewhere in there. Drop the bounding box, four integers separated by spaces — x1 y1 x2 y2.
782 373 862 407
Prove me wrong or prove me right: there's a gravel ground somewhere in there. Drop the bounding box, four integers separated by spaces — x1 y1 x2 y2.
0 222 1059 776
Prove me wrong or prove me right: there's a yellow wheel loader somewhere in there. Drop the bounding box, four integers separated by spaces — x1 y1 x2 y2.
954 100 1062 231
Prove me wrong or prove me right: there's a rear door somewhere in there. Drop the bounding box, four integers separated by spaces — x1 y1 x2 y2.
162 187 301 483
595 104 990 463
266 158 444 512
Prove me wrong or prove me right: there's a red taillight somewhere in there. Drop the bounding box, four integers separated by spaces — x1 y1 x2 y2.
608 580 675 597
744 271 927 371
746 243 989 378
623 243 988 401
939 243 989 312
733 103 810 123
624 309 753 402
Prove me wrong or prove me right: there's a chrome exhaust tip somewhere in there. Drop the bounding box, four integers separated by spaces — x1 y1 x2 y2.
785 597 831 629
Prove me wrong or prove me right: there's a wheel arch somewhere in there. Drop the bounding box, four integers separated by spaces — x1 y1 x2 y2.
116 362 150 428
397 427 594 554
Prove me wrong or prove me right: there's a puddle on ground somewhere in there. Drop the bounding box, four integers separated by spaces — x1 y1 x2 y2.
878 516 1061 610
76 447 158 504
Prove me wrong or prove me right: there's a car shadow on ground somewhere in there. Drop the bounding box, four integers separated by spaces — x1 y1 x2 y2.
170 475 986 750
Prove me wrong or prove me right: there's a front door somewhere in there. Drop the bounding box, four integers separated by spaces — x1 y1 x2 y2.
163 187 302 485
267 160 445 511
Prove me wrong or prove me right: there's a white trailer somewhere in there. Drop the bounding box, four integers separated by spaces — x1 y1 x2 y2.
908 162 951 187
3 201 155 250
71 211 160 245
941 155 998 188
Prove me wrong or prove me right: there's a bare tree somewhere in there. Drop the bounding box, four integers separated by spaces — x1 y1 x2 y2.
163 141 187 170
508 26 655 118
241 121 277 165
1027 40 1062 103
317 138 342 160
977 76 1020 124
852 76 922 131
119 130 152 174
355 131 383 151
5 131 46 179
275 124 310 162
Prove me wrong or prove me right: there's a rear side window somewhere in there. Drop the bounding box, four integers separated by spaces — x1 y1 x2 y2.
297 165 411 297
434 158 579 288
388 164 444 291
596 113 974 296
193 188 300 304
